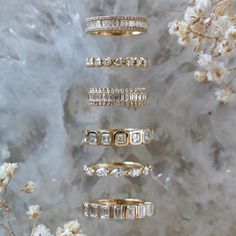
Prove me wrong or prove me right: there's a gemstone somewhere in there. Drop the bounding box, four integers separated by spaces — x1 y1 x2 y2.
145 203 154 216
103 57 112 67
114 132 128 145
86 57 94 67
131 132 141 144
111 169 125 178
130 168 142 177
143 130 151 143
100 205 110 219
101 133 112 145
137 205 146 219
88 132 98 144
83 203 89 217
114 205 123 219
114 57 123 66
126 206 136 219
81 131 87 144
84 165 95 176
96 168 109 177
90 204 98 218
130 93 138 101
136 57 146 67
95 57 102 67
125 57 135 67
143 165 151 175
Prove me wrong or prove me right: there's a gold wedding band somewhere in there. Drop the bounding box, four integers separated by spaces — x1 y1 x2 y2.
88 88 148 107
83 198 154 220
84 162 152 178
82 128 153 146
86 57 149 68
85 16 148 36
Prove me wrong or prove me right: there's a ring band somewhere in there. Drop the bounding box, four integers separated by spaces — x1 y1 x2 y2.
83 198 154 220
85 16 148 36
88 88 148 107
86 57 149 68
82 128 153 146
83 162 152 178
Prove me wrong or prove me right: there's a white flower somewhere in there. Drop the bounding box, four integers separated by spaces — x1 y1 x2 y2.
195 0 211 8
207 65 229 83
194 71 208 82
22 181 36 193
212 15 234 37
215 87 235 104
0 163 18 188
225 26 236 40
27 205 41 221
197 53 214 68
32 224 54 236
184 6 204 24
168 20 180 35
56 220 86 236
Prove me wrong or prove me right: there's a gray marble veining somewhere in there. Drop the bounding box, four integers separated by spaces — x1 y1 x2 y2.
1 0 236 235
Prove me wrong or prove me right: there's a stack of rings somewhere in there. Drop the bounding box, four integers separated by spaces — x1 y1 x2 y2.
85 16 148 36
83 15 154 222
88 88 148 107
83 199 154 220
82 128 152 146
83 162 152 178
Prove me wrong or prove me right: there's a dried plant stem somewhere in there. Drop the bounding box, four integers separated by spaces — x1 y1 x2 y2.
30 219 37 236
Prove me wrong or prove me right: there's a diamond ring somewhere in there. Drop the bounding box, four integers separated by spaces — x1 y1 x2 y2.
83 198 154 220
85 16 148 36
86 57 149 68
83 162 152 178
81 128 153 146
88 88 148 107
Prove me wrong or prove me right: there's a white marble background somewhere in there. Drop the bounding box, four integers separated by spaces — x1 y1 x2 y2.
1 0 236 235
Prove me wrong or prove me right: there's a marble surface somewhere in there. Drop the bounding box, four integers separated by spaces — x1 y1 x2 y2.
1 0 236 235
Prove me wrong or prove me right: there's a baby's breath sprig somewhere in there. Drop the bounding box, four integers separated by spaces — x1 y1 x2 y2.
169 0 236 103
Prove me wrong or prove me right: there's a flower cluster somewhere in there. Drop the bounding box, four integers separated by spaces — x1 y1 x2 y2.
168 0 236 103
0 162 86 236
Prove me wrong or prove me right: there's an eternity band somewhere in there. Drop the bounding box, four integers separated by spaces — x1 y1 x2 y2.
83 198 154 220
85 16 148 36
86 57 149 68
82 128 152 146
83 162 152 178
88 88 148 107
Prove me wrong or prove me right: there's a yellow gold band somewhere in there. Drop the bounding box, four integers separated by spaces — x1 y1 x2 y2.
88 88 148 107
86 57 149 67
83 162 152 178
81 128 153 146
83 198 154 220
85 16 148 36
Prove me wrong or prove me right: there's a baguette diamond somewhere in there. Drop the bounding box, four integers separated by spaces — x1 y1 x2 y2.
86 16 148 36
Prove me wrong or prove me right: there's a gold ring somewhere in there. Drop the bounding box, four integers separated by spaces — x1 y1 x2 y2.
81 128 153 146
83 198 154 220
85 16 148 36
86 57 149 68
88 88 148 107
83 162 152 178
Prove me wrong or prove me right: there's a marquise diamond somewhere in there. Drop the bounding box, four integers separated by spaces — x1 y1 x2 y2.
96 168 109 177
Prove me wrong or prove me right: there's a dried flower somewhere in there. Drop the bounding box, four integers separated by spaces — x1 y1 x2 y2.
194 71 208 82
21 181 36 193
195 0 211 8
169 0 236 103
0 162 18 189
215 87 235 103
27 205 41 221
32 224 54 236
56 220 86 236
